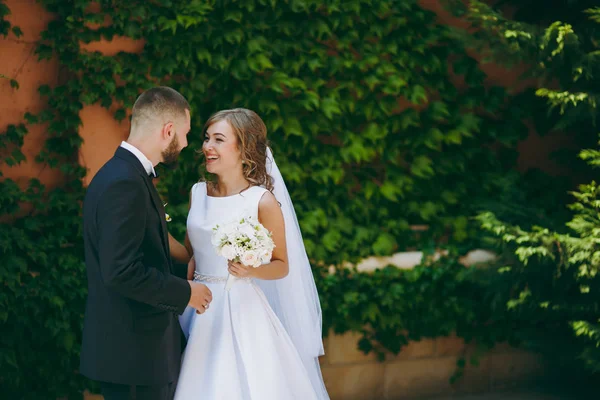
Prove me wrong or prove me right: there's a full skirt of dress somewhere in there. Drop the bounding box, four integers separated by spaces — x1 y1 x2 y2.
174 278 320 400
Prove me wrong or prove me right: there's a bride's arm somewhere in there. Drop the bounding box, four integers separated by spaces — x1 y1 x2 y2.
228 191 289 280
169 189 194 265
169 233 191 264
169 232 194 280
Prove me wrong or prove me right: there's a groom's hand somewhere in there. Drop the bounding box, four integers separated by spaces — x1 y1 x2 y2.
188 281 212 314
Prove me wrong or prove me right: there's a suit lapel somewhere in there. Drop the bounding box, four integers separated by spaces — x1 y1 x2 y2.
115 147 172 272
142 176 172 271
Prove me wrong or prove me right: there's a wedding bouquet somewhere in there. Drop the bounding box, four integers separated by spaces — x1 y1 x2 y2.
211 215 275 291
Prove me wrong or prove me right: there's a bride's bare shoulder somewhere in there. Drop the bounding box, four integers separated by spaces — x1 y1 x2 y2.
258 190 280 214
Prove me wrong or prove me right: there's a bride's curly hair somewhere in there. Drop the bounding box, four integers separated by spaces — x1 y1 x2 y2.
201 108 274 192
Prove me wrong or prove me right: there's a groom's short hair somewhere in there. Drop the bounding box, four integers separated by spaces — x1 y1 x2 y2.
131 86 190 131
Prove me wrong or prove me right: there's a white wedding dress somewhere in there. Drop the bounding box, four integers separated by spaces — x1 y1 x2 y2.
174 182 328 400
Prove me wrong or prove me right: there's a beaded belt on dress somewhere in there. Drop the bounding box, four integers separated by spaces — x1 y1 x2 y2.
193 272 252 283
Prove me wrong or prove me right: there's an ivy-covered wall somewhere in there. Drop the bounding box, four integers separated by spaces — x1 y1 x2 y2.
1 0 595 398
447 0 600 387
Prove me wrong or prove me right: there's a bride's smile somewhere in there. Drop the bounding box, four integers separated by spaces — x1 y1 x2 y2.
202 119 243 175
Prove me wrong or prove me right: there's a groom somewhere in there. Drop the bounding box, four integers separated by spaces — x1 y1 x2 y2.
80 86 212 400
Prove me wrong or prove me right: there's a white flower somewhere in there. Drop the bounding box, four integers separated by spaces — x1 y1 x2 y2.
259 225 270 236
239 223 256 238
163 203 172 222
210 226 227 247
221 222 238 237
241 251 260 268
220 244 237 260
260 249 271 264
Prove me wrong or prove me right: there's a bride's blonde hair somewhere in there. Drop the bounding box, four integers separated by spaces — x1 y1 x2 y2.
202 108 274 192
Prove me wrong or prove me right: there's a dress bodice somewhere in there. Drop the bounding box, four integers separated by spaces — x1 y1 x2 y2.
187 182 268 277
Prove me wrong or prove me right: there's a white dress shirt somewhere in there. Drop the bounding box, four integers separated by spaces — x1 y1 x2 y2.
120 141 157 178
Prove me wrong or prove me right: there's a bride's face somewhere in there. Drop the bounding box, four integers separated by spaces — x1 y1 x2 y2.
202 119 243 175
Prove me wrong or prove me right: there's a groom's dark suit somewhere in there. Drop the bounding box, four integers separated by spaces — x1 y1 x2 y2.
80 146 191 399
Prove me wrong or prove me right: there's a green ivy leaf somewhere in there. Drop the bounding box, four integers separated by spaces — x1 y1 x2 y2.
11 25 22 37
283 117 303 137
248 53 274 72
372 232 397 255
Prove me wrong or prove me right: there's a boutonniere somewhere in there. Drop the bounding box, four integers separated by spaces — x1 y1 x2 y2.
164 203 172 222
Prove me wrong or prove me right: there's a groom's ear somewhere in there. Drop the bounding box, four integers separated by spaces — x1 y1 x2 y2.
161 121 175 140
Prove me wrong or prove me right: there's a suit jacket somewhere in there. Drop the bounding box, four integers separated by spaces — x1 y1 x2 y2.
79 147 191 385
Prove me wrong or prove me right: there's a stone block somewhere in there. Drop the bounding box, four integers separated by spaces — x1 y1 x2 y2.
322 363 385 400
490 351 545 390
451 353 492 394
383 357 456 399
325 331 378 365
83 391 104 400
435 334 467 356
390 338 436 360
489 341 518 354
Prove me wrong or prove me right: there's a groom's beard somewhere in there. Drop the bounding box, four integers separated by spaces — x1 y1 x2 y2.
162 134 181 169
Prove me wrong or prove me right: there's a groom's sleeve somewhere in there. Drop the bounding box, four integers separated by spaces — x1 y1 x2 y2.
97 178 191 315
172 263 188 280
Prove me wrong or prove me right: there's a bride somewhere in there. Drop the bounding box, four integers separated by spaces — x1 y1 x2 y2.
171 108 329 399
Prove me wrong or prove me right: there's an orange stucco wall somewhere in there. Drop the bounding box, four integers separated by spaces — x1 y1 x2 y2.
0 0 572 190
0 0 144 188
77 12 145 185
0 0 61 188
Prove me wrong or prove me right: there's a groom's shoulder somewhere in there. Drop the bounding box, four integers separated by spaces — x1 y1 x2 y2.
89 155 140 189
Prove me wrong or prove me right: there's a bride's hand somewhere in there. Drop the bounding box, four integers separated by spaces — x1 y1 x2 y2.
228 260 254 278
187 255 195 280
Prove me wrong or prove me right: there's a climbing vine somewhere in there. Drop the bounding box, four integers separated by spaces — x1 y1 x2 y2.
1 0 595 398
